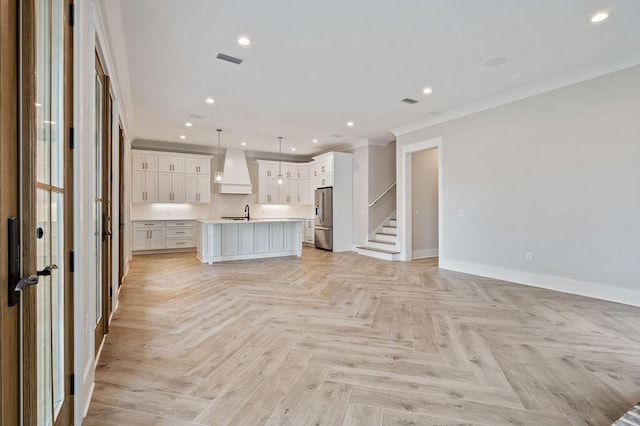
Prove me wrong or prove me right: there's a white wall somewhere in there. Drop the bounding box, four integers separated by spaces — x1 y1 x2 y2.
350 145 369 246
411 148 438 258
396 65 640 306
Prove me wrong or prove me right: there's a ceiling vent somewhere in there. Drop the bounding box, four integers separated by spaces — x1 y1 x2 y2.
189 114 204 119
401 98 419 104
331 134 343 138
216 53 243 65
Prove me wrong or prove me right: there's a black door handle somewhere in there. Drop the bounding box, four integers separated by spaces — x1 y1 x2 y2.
15 275 39 292
37 264 58 277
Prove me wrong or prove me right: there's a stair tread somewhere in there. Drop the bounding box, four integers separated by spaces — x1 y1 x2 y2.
356 246 400 255
376 232 397 236
368 240 395 245
383 225 397 228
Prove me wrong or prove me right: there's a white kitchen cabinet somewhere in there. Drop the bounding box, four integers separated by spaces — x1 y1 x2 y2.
132 152 158 171
303 219 314 244
258 161 279 178
132 150 212 204
158 155 185 173
297 179 309 204
278 179 298 204
132 171 158 203
270 222 284 252
185 174 211 203
281 164 297 179
158 172 186 203
258 177 279 203
296 165 309 179
133 221 166 250
185 157 211 174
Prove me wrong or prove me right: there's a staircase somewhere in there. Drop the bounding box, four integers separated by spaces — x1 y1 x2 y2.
355 218 400 261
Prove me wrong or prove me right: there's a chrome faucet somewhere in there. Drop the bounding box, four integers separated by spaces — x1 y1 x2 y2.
244 204 250 221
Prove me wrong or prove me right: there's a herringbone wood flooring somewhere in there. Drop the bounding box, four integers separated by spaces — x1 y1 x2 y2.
84 248 640 425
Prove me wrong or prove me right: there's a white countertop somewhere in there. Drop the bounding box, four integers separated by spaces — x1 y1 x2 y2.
197 218 307 224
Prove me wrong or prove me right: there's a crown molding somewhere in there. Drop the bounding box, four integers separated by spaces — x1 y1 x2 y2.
392 49 640 137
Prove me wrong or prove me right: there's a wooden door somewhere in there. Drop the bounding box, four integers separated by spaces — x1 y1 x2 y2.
94 52 112 352
118 125 125 288
0 0 21 423
19 0 75 424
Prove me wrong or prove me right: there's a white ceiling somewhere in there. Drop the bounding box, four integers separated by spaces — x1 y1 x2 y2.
111 0 640 155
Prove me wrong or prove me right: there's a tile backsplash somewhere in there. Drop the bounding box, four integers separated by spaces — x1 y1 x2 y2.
131 193 314 221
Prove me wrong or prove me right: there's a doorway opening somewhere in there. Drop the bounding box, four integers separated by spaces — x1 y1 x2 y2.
411 147 439 260
399 137 442 262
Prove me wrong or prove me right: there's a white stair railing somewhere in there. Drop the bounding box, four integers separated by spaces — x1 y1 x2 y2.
368 182 396 207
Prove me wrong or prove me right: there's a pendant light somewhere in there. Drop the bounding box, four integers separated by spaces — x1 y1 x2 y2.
277 136 284 185
214 129 223 183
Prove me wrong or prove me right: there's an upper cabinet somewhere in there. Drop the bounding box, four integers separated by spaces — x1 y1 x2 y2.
185 157 211 175
256 153 348 206
132 152 158 171
132 150 212 204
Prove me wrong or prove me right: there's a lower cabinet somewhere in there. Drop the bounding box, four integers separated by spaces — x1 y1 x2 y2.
303 219 314 245
133 220 196 251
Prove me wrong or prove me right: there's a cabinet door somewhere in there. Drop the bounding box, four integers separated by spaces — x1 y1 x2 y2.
258 162 278 178
133 229 149 250
132 152 146 171
288 180 298 203
284 222 297 251
185 174 198 203
282 165 296 179
298 179 309 204
172 157 185 173
238 224 255 255
221 224 239 256
185 158 199 174
278 180 289 204
270 222 284 252
149 229 165 249
158 156 172 172
259 177 279 203
158 172 172 202
172 173 186 202
198 158 211 175
145 154 158 171
254 223 270 253
297 165 309 179
132 170 145 202
320 158 333 175
145 172 158 202
198 175 211 203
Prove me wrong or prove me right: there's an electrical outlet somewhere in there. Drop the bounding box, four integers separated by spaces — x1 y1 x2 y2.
526 252 533 261
457 209 465 217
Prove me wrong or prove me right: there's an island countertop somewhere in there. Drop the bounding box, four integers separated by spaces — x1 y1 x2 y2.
196 219 305 264
197 218 306 224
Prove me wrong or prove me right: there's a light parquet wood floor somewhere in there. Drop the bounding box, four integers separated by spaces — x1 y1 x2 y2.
84 248 640 426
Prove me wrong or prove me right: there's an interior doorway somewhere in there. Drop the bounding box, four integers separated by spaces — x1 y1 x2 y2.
411 148 439 259
118 124 125 289
399 137 443 262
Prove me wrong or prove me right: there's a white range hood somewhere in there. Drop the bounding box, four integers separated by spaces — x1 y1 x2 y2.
218 149 253 194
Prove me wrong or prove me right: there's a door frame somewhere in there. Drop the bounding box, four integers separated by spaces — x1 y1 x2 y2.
118 124 125 289
398 137 443 262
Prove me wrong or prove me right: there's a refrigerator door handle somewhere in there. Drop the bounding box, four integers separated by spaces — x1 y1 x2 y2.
321 192 325 223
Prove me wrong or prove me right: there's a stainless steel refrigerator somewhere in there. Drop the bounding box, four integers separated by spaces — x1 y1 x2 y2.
314 187 333 250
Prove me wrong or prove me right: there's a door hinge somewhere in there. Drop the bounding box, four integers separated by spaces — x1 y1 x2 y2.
69 3 74 27
70 373 75 396
69 251 74 273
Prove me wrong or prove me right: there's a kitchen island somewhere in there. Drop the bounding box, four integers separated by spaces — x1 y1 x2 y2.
196 218 304 264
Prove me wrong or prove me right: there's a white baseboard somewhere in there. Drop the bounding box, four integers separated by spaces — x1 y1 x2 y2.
439 259 640 308
413 248 438 259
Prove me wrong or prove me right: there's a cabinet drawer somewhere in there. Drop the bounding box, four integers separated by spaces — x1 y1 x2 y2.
165 238 195 248
134 221 164 229
166 228 194 238
166 220 195 227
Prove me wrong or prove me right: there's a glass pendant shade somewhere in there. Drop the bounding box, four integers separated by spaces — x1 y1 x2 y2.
215 129 223 183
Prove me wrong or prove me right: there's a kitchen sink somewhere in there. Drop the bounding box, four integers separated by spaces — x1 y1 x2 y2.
221 216 249 221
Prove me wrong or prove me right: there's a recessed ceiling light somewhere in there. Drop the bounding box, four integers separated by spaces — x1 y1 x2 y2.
241 142 247 146
422 87 433 95
238 36 251 46
185 122 192 127
590 11 610 23
346 121 354 127
291 147 296 151
205 97 214 104
312 139 318 143
485 57 507 67
180 135 186 140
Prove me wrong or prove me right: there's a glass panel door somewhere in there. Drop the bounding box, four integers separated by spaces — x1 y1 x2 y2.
34 0 66 423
